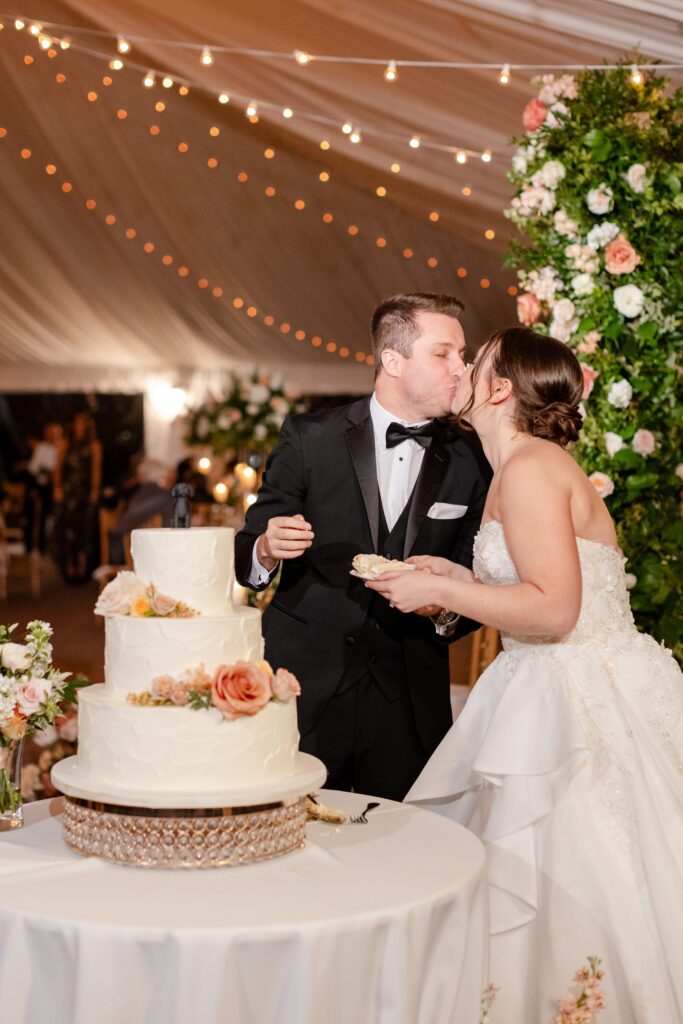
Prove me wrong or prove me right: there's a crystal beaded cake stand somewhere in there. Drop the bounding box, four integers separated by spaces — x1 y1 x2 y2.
51 753 326 869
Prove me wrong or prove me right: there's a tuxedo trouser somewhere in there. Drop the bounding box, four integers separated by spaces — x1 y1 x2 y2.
299 672 428 802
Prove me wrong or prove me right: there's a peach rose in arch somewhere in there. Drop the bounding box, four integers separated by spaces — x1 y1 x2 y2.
212 661 272 719
580 363 600 400
589 471 615 498
517 292 541 326
604 235 641 275
523 98 547 133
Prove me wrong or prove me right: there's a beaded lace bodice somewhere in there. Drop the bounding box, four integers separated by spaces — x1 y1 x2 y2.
473 519 637 647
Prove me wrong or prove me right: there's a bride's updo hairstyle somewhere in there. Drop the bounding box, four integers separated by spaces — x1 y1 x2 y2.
458 326 584 448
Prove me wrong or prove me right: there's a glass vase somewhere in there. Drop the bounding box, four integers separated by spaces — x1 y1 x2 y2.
0 737 25 830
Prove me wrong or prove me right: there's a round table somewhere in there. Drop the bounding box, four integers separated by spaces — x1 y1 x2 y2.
0 792 488 1024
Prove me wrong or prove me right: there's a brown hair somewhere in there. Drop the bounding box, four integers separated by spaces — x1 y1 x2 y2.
457 326 584 447
371 293 464 375
69 411 98 444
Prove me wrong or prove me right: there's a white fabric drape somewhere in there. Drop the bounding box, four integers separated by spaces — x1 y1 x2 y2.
0 1 681 394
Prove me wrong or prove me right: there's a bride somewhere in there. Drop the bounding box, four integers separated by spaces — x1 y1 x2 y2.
366 326 683 1023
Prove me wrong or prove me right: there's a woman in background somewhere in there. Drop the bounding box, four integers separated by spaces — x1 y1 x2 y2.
54 411 102 581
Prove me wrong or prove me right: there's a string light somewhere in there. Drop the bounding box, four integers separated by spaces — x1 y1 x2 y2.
38 35 52 50
629 63 643 85
409 136 421 149
481 149 492 162
455 150 468 164
282 107 293 118
498 62 510 85
341 121 353 135
294 50 311 65
109 58 124 71
14 19 25 30
349 128 362 144
143 70 155 88
218 92 230 104
116 36 130 54
384 60 398 82
246 101 258 118
60 38 70 50
162 76 174 88
200 47 213 66
29 22 41 36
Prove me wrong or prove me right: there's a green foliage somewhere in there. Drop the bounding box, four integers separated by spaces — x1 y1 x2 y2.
506 61 683 661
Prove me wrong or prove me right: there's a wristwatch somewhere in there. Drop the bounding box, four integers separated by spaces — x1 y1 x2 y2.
430 608 461 637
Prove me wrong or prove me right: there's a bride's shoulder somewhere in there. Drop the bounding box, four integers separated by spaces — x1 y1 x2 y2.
498 441 574 505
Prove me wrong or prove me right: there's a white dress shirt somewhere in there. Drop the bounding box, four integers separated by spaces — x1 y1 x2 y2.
248 393 430 585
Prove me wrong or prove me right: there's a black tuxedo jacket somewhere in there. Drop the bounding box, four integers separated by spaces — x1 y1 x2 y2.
235 396 490 754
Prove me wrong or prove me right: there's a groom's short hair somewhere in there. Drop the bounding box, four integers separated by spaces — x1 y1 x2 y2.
371 293 464 373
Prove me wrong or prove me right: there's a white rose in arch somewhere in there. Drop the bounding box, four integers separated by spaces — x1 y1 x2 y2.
624 573 637 590
676 464 683 481
632 429 656 456
248 384 270 404
607 379 633 409
586 183 614 215
512 147 528 175
540 160 566 189
571 273 595 297
0 642 33 672
589 471 615 498
552 298 576 323
553 209 579 238
613 284 645 318
604 431 625 457
586 221 620 250
549 317 579 343
626 163 647 194
254 424 268 440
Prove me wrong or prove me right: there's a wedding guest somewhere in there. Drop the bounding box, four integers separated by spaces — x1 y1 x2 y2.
108 459 175 564
54 412 102 581
25 421 63 554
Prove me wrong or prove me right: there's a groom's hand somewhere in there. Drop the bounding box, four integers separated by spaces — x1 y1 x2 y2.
256 514 314 570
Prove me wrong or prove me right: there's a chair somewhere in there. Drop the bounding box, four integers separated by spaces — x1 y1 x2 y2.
467 626 501 686
0 481 42 599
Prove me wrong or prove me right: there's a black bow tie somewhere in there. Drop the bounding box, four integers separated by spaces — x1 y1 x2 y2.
385 421 438 450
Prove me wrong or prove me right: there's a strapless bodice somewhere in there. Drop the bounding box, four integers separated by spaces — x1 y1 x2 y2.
473 519 637 647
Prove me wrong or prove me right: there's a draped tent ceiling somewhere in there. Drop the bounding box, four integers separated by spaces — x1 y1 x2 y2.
1 0 681 397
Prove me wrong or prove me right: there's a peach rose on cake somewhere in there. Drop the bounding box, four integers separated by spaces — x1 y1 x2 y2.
212 662 272 719
149 591 178 616
271 668 301 702
94 571 147 616
604 235 641 275
130 595 151 617
152 675 175 701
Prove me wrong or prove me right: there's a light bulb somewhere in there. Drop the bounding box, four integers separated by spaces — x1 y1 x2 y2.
110 58 124 70
409 135 421 149
342 121 353 135
294 50 311 65
629 64 643 85
14 19 25 30
350 129 362 144
498 63 510 85
197 457 211 473
39 35 52 50
481 149 492 162
117 36 130 54
384 60 398 82
282 107 294 118
455 150 468 164
29 23 41 36
162 76 173 88
143 71 155 87
201 46 213 66
218 92 230 104
246 101 258 118
60 37 70 49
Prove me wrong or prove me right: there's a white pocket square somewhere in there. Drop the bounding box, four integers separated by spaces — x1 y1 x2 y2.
427 502 468 520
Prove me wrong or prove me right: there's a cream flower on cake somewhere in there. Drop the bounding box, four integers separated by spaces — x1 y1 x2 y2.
94 571 147 616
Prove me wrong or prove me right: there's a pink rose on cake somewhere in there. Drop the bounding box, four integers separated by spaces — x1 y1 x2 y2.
95 571 147 616
149 591 178 616
271 668 301 702
212 661 272 719
152 675 176 701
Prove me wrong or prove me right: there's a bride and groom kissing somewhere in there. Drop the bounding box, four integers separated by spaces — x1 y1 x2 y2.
235 291 683 1022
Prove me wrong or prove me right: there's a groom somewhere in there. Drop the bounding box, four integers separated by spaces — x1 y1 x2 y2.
235 293 490 799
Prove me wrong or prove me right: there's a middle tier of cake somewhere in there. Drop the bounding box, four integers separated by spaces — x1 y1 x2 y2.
104 608 264 695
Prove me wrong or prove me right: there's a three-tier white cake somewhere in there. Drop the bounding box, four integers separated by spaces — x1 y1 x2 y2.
52 528 325 823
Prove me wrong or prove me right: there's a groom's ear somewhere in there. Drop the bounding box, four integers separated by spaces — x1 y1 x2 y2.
488 376 513 405
381 347 402 378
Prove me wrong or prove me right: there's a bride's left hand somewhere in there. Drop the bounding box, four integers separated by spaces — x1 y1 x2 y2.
365 569 443 613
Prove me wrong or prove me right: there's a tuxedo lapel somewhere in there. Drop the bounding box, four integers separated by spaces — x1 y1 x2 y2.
345 399 379 553
404 439 447 557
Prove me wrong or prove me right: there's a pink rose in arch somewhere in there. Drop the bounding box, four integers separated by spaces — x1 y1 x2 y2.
580 363 600 400
516 292 541 326
523 98 547 133
271 667 301 702
212 661 272 719
604 235 641 275
633 429 656 456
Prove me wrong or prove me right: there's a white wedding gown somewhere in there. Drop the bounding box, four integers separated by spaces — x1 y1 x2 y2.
407 520 683 1023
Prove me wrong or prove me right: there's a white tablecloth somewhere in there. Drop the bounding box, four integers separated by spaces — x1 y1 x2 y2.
0 792 488 1024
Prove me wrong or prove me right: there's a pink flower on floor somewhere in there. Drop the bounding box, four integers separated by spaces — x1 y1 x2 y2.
212 661 272 719
516 292 541 326
523 98 547 132
604 235 641 275
271 667 301 702
580 364 600 400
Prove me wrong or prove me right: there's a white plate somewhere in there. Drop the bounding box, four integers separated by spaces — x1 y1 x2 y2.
349 566 415 581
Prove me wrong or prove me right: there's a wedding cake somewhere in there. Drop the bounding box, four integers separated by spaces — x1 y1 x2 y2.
52 528 325 819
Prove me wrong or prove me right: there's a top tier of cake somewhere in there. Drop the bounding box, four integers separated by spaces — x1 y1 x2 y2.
130 527 234 615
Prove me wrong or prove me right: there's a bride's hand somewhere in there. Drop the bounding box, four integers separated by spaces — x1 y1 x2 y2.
407 555 475 583
365 569 443 613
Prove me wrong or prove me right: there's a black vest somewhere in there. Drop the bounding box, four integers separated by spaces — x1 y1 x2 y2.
337 486 416 697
